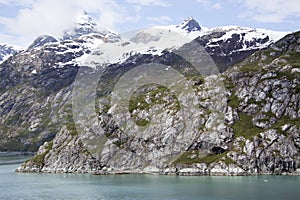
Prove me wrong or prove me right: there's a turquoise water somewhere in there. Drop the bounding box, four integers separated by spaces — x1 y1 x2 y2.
0 154 299 200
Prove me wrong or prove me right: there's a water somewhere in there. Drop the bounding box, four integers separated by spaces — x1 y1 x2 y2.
0 154 299 200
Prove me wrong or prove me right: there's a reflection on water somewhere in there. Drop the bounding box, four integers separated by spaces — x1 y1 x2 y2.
0 152 33 165
0 153 300 200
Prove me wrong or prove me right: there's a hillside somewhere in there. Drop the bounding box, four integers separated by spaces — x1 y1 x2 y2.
16 31 300 175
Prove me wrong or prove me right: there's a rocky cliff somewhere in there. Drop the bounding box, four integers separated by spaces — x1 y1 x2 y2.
15 31 300 175
1 16 282 153
0 13 298 175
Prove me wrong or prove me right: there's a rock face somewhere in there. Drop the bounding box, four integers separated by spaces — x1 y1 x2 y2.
27 35 58 49
196 26 285 72
0 13 121 151
1 13 298 175
15 31 300 175
176 17 201 32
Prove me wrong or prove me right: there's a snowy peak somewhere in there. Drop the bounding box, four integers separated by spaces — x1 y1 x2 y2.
62 11 121 44
28 35 58 49
176 17 201 32
201 26 289 50
63 11 97 40
74 11 96 34
0 43 21 64
76 11 96 26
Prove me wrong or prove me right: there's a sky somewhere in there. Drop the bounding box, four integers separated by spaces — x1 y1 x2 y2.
0 0 300 47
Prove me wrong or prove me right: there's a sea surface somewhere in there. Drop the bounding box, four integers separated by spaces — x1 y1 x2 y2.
0 153 299 200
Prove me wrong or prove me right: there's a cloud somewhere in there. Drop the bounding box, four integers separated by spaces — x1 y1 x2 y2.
147 16 173 25
235 0 300 23
0 0 35 6
126 0 171 7
0 0 131 46
196 0 222 10
212 3 222 9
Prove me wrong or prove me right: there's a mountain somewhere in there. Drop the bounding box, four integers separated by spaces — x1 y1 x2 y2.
62 11 120 43
0 43 21 64
63 11 97 40
28 35 58 49
197 26 288 71
16 30 300 175
0 14 299 175
176 16 201 32
135 17 287 71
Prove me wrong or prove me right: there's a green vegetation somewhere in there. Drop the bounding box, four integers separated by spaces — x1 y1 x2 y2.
31 141 53 165
295 85 300 94
284 52 300 67
0 138 28 152
186 75 204 93
129 84 181 126
271 115 300 134
62 104 78 136
135 119 149 127
223 77 235 89
113 140 127 148
232 113 262 139
277 70 300 80
227 94 241 108
173 150 235 165
237 49 277 73
239 62 262 73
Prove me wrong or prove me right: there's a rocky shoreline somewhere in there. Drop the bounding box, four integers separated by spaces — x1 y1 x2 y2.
16 142 300 176
16 164 300 176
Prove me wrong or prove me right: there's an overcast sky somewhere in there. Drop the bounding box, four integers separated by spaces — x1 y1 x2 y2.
0 0 300 47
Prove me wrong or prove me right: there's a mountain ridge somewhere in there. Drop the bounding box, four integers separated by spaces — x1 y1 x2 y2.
0 14 288 65
15 30 300 175
0 13 299 176
0 14 292 151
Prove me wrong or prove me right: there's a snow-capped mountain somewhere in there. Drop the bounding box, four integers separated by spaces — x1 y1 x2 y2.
156 17 287 47
62 11 121 43
10 14 290 71
154 17 203 39
94 17 288 70
63 11 97 40
1 11 299 174
0 43 21 64
28 35 58 49
199 25 288 51
195 26 289 71
17 12 123 68
176 16 201 32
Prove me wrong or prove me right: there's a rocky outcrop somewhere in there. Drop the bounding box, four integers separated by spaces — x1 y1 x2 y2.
16 31 300 175
176 17 201 32
196 27 276 72
28 35 58 49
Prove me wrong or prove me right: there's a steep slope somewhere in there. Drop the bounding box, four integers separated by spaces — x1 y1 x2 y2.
0 41 81 151
196 26 288 72
0 14 297 175
0 13 121 151
27 35 58 49
17 31 300 175
177 16 201 32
